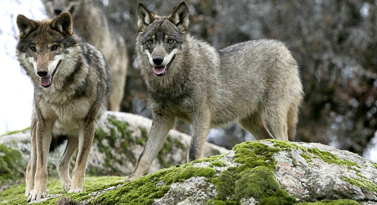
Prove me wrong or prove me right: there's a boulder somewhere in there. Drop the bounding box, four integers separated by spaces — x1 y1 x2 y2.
1 139 376 205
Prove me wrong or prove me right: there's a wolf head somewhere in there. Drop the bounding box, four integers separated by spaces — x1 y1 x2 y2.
16 12 77 88
137 2 189 77
44 0 81 17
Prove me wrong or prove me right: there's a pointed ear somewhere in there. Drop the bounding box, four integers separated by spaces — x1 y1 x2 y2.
137 2 154 32
51 12 73 35
169 2 189 32
16 14 37 38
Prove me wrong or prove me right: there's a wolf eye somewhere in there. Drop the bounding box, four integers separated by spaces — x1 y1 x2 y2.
168 39 175 44
147 39 154 45
30 45 36 52
51 44 59 51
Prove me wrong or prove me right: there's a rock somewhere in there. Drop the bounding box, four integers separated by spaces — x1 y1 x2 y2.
1 139 376 205
0 111 228 186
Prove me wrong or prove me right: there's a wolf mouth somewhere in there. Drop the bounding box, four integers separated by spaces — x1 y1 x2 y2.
40 60 61 88
153 55 176 77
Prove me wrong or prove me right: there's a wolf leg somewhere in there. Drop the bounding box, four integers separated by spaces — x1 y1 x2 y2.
128 115 175 181
286 104 299 141
25 115 37 196
187 105 211 162
238 112 274 140
69 121 95 193
266 107 289 140
58 136 78 191
27 120 53 202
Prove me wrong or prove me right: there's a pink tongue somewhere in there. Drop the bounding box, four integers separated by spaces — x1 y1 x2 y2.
40 76 52 87
153 66 167 75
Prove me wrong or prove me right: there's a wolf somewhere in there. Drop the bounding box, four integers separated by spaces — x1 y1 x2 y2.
44 0 128 111
16 12 110 201
129 2 304 180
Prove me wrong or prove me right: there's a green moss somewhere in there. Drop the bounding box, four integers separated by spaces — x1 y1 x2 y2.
211 149 221 156
0 127 30 137
341 176 377 192
372 162 377 169
213 141 295 205
92 164 215 204
0 144 24 186
0 176 125 205
269 140 306 152
210 161 226 167
308 148 360 171
301 153 312 163
294 199 360 205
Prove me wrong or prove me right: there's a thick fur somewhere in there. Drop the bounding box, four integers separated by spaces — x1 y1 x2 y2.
130 2 303 180
16 12 110 201
45 0 128 111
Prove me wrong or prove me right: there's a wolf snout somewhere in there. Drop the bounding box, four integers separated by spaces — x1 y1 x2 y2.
153 57 164 66
37 71 48 77
54 9 62 16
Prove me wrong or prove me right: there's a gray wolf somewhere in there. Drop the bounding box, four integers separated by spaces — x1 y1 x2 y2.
16 12 110 201
130 2 303 180
45 0 128 111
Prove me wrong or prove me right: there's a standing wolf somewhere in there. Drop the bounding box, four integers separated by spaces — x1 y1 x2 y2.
130 2 303 179
16 12 110 201
45 0 128 111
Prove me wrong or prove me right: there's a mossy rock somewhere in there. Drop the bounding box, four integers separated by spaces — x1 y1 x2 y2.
1 132 376 204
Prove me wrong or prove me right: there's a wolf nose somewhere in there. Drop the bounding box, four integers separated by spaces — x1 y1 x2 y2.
153 57 164 66
37 71 48 77
54 9 62 15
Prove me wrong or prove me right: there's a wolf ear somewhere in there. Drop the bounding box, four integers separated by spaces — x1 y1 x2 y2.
169 2 189 32
16 14 37 38
137 3 154 32
51 12 73 35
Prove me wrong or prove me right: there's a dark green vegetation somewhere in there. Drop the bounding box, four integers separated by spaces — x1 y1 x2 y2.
0 144 24 187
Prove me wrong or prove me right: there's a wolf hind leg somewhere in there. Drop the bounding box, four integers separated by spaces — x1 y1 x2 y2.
58 136 78 192
266 106 289 141
238 111 274 140
286 103 299 141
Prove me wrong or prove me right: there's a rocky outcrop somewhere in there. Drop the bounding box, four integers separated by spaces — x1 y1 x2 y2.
1 139 376 205
0 111 228 185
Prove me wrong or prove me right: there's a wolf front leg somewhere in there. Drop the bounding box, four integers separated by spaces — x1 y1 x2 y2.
128 114 175 181
68 121 96 193
25 115 37 197
188 105 211 162
27 120 54 202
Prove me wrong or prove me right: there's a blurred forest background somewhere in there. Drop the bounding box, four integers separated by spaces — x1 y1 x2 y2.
49 0 377 157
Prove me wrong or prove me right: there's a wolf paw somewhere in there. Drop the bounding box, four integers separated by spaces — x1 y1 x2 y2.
68 188 83 193
125 175 137 182
27 190 47 202
62 182 71 192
